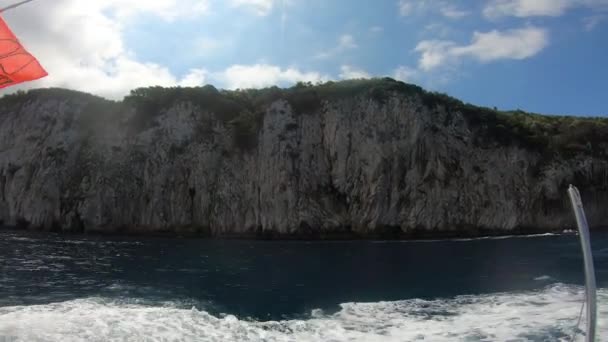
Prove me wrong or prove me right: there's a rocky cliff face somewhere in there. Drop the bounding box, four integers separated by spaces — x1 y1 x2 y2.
0 80 607 238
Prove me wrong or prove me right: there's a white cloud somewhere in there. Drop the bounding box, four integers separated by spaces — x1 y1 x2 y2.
94 0 209 21
338 35 358 49
398 0 469 19
195 37 223 52
0 0 211 99
191 36 230 58
178 69 209 87
230 0 275 15
393 66 418 82
314 34 358 59
398 0 415 16
484 0 569 18
338 65 370 79
483 0 608 19
415 27 548 71
452 28 548 62
216 64 328 89
370 26 384 34
423 23 451 38
0 0 329 97
583 14 607 30
439 6 470 19
415 41 457 71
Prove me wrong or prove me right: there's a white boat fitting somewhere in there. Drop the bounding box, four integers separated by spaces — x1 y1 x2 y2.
568 185 597 342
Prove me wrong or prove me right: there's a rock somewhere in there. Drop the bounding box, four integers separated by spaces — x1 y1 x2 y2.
0 81 606 238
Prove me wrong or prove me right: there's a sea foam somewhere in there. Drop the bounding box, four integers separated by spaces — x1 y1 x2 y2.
0 284 605 341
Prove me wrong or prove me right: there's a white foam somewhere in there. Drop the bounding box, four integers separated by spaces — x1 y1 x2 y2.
0 284 605 342
6 236 39 243
450 233 559 242
534 275 554 281
372 233 561 244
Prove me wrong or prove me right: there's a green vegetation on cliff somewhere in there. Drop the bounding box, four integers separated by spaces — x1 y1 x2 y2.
2 78 607 156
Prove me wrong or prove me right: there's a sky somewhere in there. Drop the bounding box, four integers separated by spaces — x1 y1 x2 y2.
1 0 608 116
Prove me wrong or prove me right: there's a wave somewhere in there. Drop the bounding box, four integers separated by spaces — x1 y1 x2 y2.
5 236 39 243
0 284 605 341
449 232 559 242
372 232 561 244
3 233 144 247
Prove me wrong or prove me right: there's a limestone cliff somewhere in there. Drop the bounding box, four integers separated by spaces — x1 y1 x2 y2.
0 79 606 238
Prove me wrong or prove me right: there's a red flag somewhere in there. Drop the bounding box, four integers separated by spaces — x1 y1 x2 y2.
0 15 47 89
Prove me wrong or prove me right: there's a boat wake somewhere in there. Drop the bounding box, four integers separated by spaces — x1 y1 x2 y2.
0 284 605 341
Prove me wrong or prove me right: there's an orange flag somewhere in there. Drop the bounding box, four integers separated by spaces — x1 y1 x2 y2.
0 15 47 89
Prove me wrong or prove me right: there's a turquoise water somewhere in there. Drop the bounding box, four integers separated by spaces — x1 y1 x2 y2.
0 230 607 341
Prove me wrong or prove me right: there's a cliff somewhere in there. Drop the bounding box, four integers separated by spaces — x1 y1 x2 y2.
0 79 607 238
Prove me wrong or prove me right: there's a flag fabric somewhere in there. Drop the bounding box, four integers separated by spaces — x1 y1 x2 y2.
0 15 47 89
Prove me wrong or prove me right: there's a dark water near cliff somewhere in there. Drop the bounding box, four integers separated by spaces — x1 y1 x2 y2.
1 230 607 341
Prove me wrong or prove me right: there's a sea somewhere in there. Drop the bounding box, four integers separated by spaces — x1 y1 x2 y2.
0 230 607 341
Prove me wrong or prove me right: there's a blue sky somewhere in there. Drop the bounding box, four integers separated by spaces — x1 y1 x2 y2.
5 0 608 116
